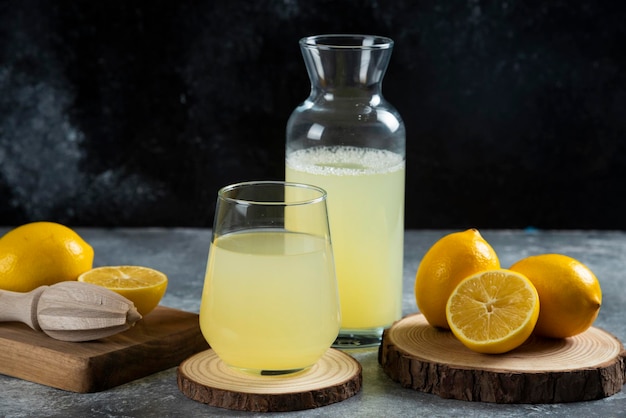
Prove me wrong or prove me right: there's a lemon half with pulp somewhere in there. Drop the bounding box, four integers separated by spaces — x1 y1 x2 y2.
78 266 168 316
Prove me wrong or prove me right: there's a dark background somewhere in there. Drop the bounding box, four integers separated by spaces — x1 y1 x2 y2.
1 0 625 229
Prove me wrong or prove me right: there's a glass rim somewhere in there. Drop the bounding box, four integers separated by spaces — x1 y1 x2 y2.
300 34 393 50
218 181 327 206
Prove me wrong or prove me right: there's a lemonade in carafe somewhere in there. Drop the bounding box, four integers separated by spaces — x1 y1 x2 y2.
286 35 405 347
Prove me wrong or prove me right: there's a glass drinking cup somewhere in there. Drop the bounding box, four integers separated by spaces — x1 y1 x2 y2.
199 181 340 375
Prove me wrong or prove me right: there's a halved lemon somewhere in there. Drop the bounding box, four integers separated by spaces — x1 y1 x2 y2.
78 266 168 316
445 269 540 354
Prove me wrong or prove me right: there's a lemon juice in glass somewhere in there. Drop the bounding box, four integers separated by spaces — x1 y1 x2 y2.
286 35 405 347
200 181 340 375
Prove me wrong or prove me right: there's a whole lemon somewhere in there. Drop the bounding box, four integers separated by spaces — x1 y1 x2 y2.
0 222 94 292
510 254 601 338
415 229 500 329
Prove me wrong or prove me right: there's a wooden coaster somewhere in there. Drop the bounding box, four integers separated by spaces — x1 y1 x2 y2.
379 313 626 404
177 348 362 412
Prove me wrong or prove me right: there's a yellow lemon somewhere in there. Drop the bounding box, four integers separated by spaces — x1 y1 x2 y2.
509 254 601 338
78 266 168 316
0 222 94 292
415 229 500 329
446 269 540 354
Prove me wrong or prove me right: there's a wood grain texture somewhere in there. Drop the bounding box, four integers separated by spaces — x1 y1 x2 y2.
177 348 362 412
378 313 626 403
0 306 208 392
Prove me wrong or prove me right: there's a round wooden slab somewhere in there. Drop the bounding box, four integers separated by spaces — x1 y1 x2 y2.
177 348 362 412
378 313 626 404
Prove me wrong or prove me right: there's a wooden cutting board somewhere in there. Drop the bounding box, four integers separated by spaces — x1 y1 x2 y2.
379 313 626 404
0 306 209 393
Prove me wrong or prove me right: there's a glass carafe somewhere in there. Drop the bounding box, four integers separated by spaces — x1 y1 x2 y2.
286 34 405 347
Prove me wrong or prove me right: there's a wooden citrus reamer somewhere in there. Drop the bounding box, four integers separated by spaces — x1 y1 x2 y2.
0 281 141 341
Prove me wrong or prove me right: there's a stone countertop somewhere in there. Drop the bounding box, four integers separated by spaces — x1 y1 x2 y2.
0 228 625 417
